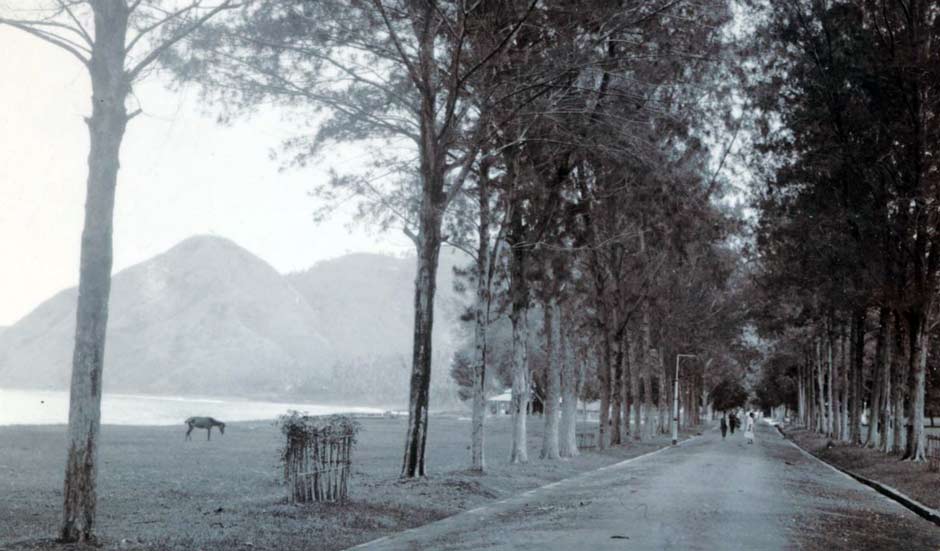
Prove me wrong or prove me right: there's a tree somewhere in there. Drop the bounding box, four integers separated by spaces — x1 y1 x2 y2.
745 0 940 460
710 378 749 413
0 0 238 541
170 0 541 477
755 354 799 414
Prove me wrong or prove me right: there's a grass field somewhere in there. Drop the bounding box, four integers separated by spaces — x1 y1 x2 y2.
785 426 940 510
0 415 697 550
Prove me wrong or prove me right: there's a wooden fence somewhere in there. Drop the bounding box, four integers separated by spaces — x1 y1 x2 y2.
284 432 354 503
927 435 940 473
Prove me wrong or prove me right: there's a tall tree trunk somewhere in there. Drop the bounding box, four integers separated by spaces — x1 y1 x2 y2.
559 305 579 457
839 322 851 442
893 314 907 453
637 228 655 440
831 327 842 441
810 348 818 430
826 328 835 438
806 351 815 429
402 8 452 477
468 164 492 472
621 334 631 439
905 312 929 461
401 204 443 477
850 310 865 445
701 385 711 425
597 326 612 449
659 353 670 434
868 308 889 448
816 337 826 434
642 347 654 440
629 332 641 439
540 293 561 460
881 311 895 453
610 336 623 446
797 360 805 426
60 4 130 543
509 245 529 464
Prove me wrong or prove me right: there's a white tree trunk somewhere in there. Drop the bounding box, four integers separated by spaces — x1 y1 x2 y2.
559 305 579 457
60 3 129 542
469 262 488 471
628 333 640 439
468 163 494 472
620 336 630 440
610 337 623 446
881 316 895 453
840 327 850 441
826 333 835 438
540 295 561 460
816 338 826 435
509 294 529 464
907 317 929 461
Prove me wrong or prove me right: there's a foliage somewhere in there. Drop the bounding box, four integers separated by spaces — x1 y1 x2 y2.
754 355 798 412
276 411 362 444
710 378 749 412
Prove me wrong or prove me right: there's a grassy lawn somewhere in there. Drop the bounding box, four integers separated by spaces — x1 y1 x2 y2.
0 415 698 550
784 426 940 511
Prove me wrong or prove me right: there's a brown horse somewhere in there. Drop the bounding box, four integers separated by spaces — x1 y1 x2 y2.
184 416 225 441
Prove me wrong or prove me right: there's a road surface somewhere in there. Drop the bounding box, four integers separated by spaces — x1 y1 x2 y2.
352 422 940 550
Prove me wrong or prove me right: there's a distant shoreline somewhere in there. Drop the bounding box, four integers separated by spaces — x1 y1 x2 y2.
0 385 403 409
0 387 397 426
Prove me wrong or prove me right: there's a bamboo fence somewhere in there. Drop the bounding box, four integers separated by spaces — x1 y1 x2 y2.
927 435 940 473
284 431 354 503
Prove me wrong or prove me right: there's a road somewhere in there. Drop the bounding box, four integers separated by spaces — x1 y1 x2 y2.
352 422 940 550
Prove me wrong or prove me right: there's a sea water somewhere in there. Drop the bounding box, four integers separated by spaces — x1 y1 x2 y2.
0 388 384 426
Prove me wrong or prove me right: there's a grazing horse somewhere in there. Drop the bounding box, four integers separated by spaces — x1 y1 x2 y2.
185 416 225 441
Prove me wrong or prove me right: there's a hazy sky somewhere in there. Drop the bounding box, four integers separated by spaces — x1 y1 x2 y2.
0 29 413 326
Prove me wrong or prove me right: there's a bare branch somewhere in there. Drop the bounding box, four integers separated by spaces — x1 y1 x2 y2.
457 0 538 91
372 0 421 88
125 2 201 55
403 225 419 247
705 118 740 198
443 119 488 208
55 0 93 46
443 235 479 262
212 49 420 142
127 1 240 81
0 18 90 66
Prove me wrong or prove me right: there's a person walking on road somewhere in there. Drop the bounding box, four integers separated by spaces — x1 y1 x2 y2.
745 412 755 444
729 412 738 435
720 416 728 439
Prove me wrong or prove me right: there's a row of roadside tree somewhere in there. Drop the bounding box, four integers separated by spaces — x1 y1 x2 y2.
746 0 940 461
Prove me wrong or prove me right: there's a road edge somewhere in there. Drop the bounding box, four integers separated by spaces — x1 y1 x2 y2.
775 424 940 528
345 429 708 550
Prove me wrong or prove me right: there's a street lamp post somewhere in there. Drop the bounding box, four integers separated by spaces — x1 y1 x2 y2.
673 354 696 445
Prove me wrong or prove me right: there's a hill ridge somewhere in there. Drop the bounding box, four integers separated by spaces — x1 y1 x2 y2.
0 235 467 406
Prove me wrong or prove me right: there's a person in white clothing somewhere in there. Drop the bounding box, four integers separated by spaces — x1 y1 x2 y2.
745 412 755 444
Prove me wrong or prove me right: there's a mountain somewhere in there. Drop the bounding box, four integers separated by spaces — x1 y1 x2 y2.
0 236 334 397
286 247 470 405
0 236 470 405
287 247 467 359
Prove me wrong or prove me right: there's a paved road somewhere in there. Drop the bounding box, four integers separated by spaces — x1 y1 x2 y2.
353 422 940 550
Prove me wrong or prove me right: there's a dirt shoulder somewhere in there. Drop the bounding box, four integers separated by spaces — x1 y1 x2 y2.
782 425 940 511
0 416 703 551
